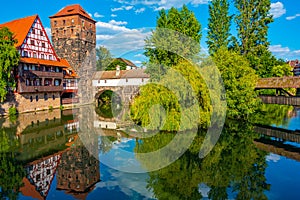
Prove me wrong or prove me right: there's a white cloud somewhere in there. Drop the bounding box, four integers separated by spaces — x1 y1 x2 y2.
286 13 300 21
109 19 128 25
111 14 118 17
96 21 151 56
269 44 300 59
270 2 286 19
266 153 280 163
111 5 134 12
88 12 92 17
269 45 290 53
114 0 209 10
135 7 146 14
45 27 51 38
134 53 145 58
94 12 104 18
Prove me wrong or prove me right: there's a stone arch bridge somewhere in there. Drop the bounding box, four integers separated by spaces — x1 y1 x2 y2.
92 69 150 105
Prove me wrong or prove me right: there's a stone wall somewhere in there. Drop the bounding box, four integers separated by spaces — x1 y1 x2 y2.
16 92 61 113
0 92 61 115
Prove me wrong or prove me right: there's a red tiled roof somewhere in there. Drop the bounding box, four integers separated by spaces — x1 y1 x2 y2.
0 15 37 47
50 4 95 22
20 57 70 68
63 62 80 79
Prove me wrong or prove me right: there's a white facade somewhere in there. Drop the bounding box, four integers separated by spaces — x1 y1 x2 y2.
20 17 57 61
94 120 117 129
93 77 149 87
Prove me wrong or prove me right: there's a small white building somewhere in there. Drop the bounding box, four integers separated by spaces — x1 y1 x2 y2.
93 68 150 87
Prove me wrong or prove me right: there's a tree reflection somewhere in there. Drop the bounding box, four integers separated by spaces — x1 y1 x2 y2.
251 104 293 127
135 120 269 200
0 127 24 200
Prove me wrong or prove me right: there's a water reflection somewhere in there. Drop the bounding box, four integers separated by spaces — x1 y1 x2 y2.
0 104 300 199
135 121 269 200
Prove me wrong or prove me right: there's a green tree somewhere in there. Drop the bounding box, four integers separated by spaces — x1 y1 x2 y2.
131 60 211 131
213 48 259 119
106 59 127 71
0 27 19 102
144 5 201 79
96 46 113 71
234 0 273 56
233 0 274 77
207 0 232 55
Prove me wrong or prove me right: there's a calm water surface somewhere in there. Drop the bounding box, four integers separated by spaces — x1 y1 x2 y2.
1 104 300 199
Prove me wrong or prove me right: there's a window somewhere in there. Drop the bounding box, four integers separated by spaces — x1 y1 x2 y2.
40 31 43 36
49 55 52 60
42 42 45 48
30 96 33 102
41 54 44 59
63 20 66 25
44 93 48 101
44 79 51 86
71 29 73 34
32 29 35 34
26 79 30 86
23 64 28 71
64 30 66 35
33 53 37 58
82 20 85 26
36 95 38 101
23 51 28 57
54 20 57 26
126 78 128 82
52 95 55 100
30 40 35 46
54 79 61 86
71 19 74 24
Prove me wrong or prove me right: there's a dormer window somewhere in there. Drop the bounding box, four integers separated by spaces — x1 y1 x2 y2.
82 20 85 26
63 20 66 25
54 21 57 26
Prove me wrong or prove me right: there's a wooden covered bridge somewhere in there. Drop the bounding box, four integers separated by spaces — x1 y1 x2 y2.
256 76 300 105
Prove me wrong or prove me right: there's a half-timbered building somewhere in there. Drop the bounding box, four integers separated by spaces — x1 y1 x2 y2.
0 15 71 112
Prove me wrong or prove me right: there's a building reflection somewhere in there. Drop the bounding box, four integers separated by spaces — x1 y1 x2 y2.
20 153 62 199
56 145 100 196
17 108 95 199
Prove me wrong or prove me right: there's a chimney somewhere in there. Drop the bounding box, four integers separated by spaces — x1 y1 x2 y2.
116 65 120 77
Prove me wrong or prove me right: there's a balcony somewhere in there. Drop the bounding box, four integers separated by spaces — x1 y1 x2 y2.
23 70 63 78
18 83 63 93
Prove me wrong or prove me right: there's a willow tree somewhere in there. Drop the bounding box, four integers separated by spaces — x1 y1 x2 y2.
144 5 202 80
0 27 19 102
207 0 232 55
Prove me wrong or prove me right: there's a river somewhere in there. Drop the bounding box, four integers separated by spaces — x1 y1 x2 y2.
0 104 300 199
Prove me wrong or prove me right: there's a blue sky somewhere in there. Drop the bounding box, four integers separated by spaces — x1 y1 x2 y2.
1 0 300 65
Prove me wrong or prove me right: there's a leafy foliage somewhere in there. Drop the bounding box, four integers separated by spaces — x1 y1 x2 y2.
207 0 232 55
131 61 211 131
96 46 113 71
144 5 201 79
213 48 259 119
0 27 19 102
135 120 269 200
106 59 127 71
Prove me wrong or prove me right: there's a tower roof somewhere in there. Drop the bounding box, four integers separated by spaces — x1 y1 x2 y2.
0 15 37 47
50 4 96 22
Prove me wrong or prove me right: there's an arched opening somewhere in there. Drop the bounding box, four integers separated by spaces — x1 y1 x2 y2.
95 90 122 119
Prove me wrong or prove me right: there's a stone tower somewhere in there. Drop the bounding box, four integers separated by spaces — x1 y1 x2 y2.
49 4 96 71
50 4 97 104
